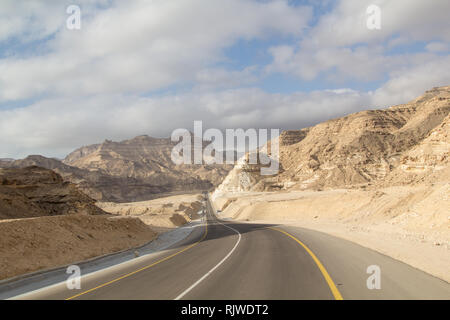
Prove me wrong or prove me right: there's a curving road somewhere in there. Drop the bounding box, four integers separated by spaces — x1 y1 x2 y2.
7 196 450 300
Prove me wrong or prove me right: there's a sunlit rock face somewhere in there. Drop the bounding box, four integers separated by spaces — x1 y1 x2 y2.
214 86 450 196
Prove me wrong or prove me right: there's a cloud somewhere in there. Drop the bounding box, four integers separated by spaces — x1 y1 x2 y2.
194 66 259 91
306 0 450 47
0 1 64 44
0 88 372 158
0 0 108 45
0 0 312 102
371 55 450 106
266 0 450 83
426 42 450 53
267 44 398 82
0 0 448 159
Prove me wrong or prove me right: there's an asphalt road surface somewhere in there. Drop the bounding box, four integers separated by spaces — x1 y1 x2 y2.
9 196 450 300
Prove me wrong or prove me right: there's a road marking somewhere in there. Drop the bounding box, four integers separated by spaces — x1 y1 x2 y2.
174 220 241 300
269 227 344 300
65 220 209 300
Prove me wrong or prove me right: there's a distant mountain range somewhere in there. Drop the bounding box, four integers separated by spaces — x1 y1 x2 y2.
3 86 448 202
0 135 232 202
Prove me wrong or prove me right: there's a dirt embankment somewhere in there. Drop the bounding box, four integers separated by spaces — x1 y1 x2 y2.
0 215 157 281
0 166 161 281
214 185 450 282
98 194 204 231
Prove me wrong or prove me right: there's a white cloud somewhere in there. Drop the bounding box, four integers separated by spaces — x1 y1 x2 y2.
0 1 64 44
0 0 448 159
0 0 109 44
306 0 450 47
371 55 450 106
267 44 400 82
260 0 450 143
0 88 372 158
1 66 447 159
0 0 312 102
426 42 450 53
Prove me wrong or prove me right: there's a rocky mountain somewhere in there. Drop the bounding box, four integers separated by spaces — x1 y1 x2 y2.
214 86 450 195
0 155 125 201
64 135 226 183
0 166 106 220
63 135 231 198
1 135 231 202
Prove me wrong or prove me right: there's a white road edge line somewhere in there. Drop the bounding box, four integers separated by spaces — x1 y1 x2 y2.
174 219 241 300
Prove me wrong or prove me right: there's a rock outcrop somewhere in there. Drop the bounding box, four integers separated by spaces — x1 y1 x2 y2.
214 86 450 195
0 166 106 220
63 135 231 200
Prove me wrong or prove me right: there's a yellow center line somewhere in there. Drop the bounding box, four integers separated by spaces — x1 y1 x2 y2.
269 227 344 300
66 219 209 300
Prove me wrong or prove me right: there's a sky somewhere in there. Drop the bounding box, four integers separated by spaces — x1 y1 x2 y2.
0 0 449 159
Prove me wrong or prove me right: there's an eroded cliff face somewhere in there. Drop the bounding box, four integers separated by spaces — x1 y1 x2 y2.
0 166 106 219
214 86 450 196
383 113 450 186
63 135 231 200
64 136 228 183
0 155 139 202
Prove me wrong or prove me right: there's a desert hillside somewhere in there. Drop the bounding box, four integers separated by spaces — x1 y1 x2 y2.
214 86 450 194
0 166 160 280
212 86 450 282
0 166 105 220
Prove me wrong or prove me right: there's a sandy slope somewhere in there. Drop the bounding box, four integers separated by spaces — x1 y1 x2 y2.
0 215 157 281
214 186 450 282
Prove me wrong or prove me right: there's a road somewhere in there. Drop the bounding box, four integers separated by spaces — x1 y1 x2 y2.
9 196 450 300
